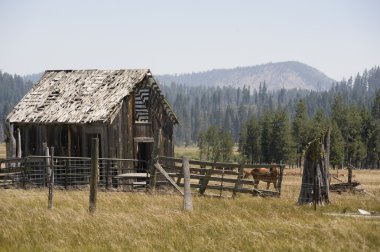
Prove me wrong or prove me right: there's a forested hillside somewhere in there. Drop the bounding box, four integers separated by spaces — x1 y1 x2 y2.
157 61 335 90
1 66 380 168
162 66 380 168
0 71 34 141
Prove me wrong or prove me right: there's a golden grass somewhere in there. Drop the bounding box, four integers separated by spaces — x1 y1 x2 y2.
0 143 5 159
174 145 241 162
175 145 199 159
1 169 380 251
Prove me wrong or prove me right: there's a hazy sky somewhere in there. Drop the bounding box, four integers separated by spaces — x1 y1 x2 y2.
0 0 379 80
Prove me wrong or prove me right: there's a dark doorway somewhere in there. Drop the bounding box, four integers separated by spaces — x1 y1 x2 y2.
136 142 152 172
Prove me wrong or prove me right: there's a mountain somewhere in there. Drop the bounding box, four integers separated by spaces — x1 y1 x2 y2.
156 61 335 90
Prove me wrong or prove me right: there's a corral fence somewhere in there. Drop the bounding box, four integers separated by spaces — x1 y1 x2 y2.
156 156 285 197
0 154 285 197
0 155 148 190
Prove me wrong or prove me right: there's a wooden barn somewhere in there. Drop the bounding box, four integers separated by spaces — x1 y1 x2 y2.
5 69 178 167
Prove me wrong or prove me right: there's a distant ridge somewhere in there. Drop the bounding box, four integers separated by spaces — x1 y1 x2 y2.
156 61 335 90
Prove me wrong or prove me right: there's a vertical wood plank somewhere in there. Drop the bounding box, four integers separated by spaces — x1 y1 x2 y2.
67 125 71 157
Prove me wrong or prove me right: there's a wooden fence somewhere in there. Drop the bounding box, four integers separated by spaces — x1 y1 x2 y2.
157 156 285 197
0 154 285 197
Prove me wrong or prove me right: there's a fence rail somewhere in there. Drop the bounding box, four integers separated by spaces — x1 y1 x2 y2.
157 156 285 197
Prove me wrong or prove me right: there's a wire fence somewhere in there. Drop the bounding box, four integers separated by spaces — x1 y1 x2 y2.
0 156 148 190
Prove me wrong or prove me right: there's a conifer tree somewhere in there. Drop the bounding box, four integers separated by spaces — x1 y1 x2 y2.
270 109 291 163
330 121 345 169
260 112 272 163
197 126 233 162
371 90 380 168
243 117 261 163
292 100 309 167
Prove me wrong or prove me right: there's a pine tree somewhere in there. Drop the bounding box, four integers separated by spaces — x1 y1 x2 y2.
308 109 328 141
330 121 345 169
238 124 247 154
197 131 207 160
243 117 261 163
197 126 233 162
372 90 380 120
270 109 291 163
260 112 272 163
371 90 380 168
332 95 347 130
292 100 309 167
219 129 234 162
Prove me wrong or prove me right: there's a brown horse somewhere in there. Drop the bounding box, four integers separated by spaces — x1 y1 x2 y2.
243 168 253 179
251 167 279 190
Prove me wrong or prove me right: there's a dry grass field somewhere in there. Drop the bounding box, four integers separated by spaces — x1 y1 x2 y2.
174 145 200 160
175 145 241 162
0 144 380 251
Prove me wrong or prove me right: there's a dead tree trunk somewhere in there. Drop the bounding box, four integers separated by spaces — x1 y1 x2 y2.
298 129 330 206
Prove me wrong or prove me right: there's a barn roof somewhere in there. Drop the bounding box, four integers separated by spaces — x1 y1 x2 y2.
7 69 178 124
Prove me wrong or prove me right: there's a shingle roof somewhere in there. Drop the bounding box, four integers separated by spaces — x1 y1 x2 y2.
7 69 177 124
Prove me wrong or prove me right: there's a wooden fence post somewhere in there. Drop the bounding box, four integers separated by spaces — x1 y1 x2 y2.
199 163 215 195
232 163 244 198
89 138 99 213
277 164 285 197
182 156 193 211
44 146 50 187
48 147 54 210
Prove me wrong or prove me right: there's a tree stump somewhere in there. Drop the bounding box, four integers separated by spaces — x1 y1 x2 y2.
298 129 330 206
